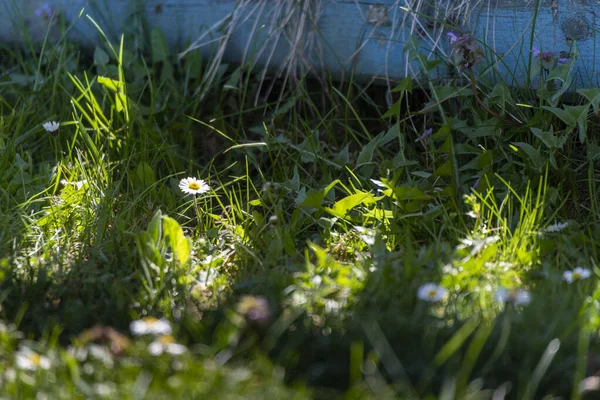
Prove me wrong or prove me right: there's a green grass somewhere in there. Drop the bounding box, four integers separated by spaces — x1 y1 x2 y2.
2 19 600 400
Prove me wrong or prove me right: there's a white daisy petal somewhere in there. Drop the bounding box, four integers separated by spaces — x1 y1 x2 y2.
495 287 531 306
564 267 592 283
166 343 187 355
494 288 509 303
148 342 164 356
514 290 531 306
42 121 60 133
179 177 210 195
130 317 172 336
417 283 447 302
15 347 51 371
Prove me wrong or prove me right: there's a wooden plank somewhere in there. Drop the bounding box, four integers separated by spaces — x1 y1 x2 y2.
0 1 599 86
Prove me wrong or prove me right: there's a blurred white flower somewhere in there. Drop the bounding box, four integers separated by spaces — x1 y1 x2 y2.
15 347 51 371
179 177 210 195
130 317 172 336
417 283 448 302
564 267 592 283
539 221 569 235
42 121 60 133
148 335 187 356
495 287 531 306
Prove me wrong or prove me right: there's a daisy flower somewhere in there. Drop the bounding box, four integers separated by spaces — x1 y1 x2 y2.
563 267 592 283
42 121 60 133
130 317 172 336
495 287 531 306
179 177 210 195
417 283 448 302
15 347 51 371
540 221 569 235
148 335 187 356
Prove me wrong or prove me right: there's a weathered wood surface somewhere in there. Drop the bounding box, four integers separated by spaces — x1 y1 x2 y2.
0 1 599 85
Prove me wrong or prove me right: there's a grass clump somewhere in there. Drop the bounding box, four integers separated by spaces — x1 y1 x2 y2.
3 16 600 400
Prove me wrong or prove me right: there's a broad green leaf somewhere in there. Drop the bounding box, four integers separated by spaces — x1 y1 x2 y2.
93 46 110 66
356 132 383 166
530 126 567 149
328 191 375 218
512 142 543 171
386 185 432 201
147 210 162 247
135 161 156 186
162 216 190 265
391 76 413 93
578 88 600 115
298 190 325 209
543 104 589 143
489 82 514 113
546 63 573 102
97 76 122 92
151 27 169 63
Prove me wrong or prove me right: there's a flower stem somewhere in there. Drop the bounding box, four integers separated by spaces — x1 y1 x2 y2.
193 196 204 235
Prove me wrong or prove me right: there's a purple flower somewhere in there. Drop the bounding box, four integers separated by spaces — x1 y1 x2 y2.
236 296 271 328
472 177 481 190
35 3 53 19
558 57 569 64
415 128 433 143
532 46 540 58
447 32 458 44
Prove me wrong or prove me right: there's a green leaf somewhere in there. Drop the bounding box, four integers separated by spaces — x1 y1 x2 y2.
328 191 375 218
512 142 543 172
162 216 190 265
546 63 573 102
578 88 600 115
391 76 413 93
147 210 162 247
93 46 110 66
97 76 122 92
356 133 382 166
489 82 514 113
530 126 567 149
385 185 432 201
98 76 129 113
151 27 169 63
543 104 589 143
135 161 156 186
298 190 325 209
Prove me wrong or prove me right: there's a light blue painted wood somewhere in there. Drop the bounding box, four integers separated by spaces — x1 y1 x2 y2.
0 1 598 86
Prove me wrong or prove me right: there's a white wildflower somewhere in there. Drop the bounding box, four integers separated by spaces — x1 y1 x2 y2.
42 121 60 133
179 177 210 195
15 347 51 371
148 335 187 356
563 267 592 283
539 221 569 235
130 317 172 336
417 283 448 302
495 287 531 306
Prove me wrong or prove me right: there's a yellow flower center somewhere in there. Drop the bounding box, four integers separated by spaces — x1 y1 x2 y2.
428 290 437 298
188 182 201 190
158 335 175 345
573 273 581 279
142 317 158 326
29 353 42 365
